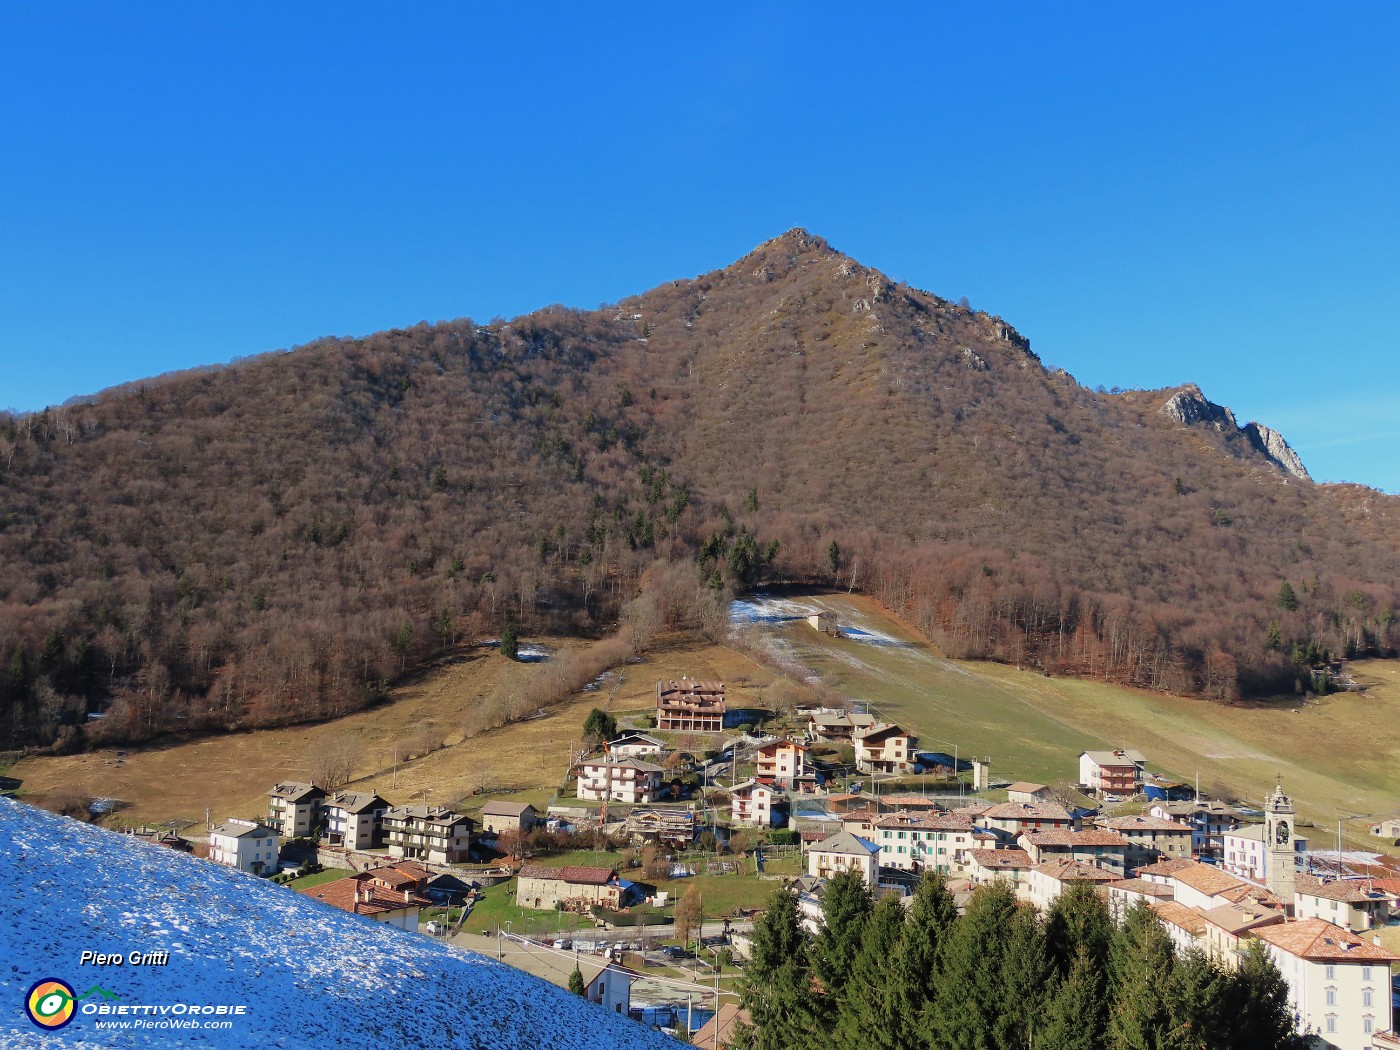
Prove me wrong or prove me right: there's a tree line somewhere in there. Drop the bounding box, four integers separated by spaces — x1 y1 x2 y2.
733 873 1300 1050
3 231 1400 751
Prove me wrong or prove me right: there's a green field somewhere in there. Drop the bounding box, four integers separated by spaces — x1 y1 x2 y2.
746 593 1400 846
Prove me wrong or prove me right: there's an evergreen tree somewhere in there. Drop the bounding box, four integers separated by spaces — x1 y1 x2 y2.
810 870 873 1030
1039 946 1107 1050
996 904 1050 1050
894 870 958 1016
582 707 617 744
1217 939 1302 1049
1107 900 1176 1050
499 624 519 660
1276 581 1299 612
739 887 817 1050
568 965 586 996
1163 949 1226 1050
1044 881 1114 978
833 894 909 1050
924 881 1019 1050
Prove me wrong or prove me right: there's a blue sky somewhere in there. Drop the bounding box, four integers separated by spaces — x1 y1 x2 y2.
2 4 1397 490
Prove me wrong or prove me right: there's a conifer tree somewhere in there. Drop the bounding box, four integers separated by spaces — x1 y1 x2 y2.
568 964 586 996
1044 880 1113 978
996 903 1050 1050
1217 939 1302 1049
924 881 1018 1050
894 870 957 1016
738 887 817 1050
1107 899 1176 1050
810 869 873 1030
833 894 910 1050
1163 948 1226 1050
1039 946 1107 1050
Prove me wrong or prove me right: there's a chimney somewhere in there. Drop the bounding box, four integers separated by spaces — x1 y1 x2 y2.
404 888 413 904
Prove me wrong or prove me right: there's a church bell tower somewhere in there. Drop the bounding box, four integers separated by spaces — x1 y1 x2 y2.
1264 780 1297 905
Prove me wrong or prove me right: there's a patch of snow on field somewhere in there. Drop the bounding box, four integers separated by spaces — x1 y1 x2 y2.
0 798 675 1049
728 593 822 625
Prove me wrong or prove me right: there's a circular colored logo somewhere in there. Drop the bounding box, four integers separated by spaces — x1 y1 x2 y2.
26 979 76 1030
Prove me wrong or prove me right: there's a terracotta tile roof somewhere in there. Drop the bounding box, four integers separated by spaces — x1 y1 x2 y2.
1135 857 1197 877
874 813 974 832
983 802 1072 822
1170 862 1247 897
1033 859 1120 883
1005 782 1049 794
953 801 994 817
1252 918 1400 962
1201 903 1284 936
1151 901 1208 936
882 794 941 808
301 877 428 917
1023 830 1129 848
968 848 1031 870
1295 874 1391 904
1216 884 1284 909
1094 816 1188 833
1106 878 1174 898
691 1003 751 1050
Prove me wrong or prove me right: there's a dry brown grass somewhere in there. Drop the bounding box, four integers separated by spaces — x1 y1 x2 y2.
9 631 779 828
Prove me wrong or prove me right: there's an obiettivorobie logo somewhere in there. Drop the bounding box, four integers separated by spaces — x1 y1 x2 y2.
25 979 120 1030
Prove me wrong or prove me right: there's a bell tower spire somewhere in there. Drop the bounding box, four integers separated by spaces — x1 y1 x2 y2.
1264 779 1296 905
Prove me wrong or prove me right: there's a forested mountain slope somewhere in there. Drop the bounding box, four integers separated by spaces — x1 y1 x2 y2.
3 229 1397 749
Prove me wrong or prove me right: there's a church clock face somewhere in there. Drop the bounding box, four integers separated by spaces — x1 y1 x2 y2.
1275 819 1291 846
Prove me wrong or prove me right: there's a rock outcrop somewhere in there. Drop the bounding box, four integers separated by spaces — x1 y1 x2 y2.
1243 422 1312 481
1160 384 1239 432
1159 384 1311 481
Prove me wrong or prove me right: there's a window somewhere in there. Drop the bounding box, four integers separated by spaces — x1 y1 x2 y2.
1324 965 1336 979
1325 988 1336 1006
1325 1016 1336 1034
1363 990 1372 1007
1362 966 1373 981
1365 1017 1374 1034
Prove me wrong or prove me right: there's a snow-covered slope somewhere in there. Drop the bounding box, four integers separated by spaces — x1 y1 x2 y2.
0 799 675 1048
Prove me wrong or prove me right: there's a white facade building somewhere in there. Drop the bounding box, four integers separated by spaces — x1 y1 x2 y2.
1252 918 1397 1050
208 818 280 875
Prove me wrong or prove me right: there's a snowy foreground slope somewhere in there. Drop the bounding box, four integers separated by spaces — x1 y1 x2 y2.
0 799 676 1049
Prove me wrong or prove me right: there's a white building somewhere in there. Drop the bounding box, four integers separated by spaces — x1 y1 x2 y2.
604 732 666 759
1221 823 1308 883
322 790 388 851
872 812 977 874
1293 875 1393 933
383 806 473 864
730 780 784 828
979 801 1075 843
265 782 325 838
1078 749 1146 797
208 818 280 875
1023 858 1120 911
754 740 808 788
1252 918 1397 1050
807 831 880 889
575 758 664 804
853 723 918 774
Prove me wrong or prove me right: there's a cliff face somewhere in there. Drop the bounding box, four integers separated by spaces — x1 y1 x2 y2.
1243 422 1312 481
1158 384 1311 481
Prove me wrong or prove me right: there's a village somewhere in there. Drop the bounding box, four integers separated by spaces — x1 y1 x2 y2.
57 632 1399 1050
